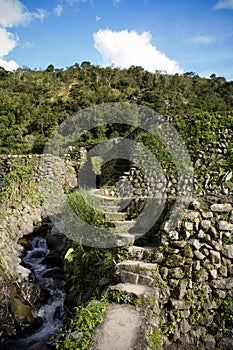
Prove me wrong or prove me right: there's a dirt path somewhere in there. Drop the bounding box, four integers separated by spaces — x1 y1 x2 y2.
89 303 147 350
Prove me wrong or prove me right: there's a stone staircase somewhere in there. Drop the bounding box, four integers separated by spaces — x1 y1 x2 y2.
89 187 161 349
90 188 144 246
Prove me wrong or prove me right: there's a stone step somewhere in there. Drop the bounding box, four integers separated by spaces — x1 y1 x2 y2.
127 246 153 261
115 233 143 246
104 212 127 221
104 205 121 212
116 260 158 286
89 188 132 208
127 246 163 262
110 283 156 300
109 220 136 231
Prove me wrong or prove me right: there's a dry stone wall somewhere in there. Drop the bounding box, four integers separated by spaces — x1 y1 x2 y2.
0 153 80 280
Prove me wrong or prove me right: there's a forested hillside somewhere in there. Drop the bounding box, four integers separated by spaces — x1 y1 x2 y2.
0 62 233 155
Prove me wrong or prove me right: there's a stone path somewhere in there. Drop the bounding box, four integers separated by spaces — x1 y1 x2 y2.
89 304 147 350
88 187 158 350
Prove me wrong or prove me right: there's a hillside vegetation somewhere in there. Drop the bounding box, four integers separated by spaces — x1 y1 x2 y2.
0 63 233 155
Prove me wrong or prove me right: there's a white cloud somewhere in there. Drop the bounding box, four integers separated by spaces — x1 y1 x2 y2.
22 40 34 49
214 0 233 9
0 0 48 27
0 57 19 70
32 8 48 22
187 35 215 45
0 0 30 27
0 28 17 56
93 29 183 74
54 4 63 16
0 0 48 70
0 28 18 70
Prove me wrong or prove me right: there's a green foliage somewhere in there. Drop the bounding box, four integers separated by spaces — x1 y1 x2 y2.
218 170 233 190
0 64 232 154
64 241 129 306
0 165 42 211
67 187 106 228
146 328 164 350
105 287 140 306
56 299 107 350
214 294 233 336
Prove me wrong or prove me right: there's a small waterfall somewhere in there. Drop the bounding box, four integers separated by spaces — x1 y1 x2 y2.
19 235 66 347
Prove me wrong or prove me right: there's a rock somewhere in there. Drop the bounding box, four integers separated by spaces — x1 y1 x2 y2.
18 218 34 235
211 279 233 289
201 211 213 219
222 245 233 259
10 297 35 326
193 260 201 271
210 203 232 212
189 239 201 250
20 282 42 304
210 250 221 266
127 246 145 260
138 274 154 286
41 267 65 279
218 221 233 231
171 300 191 310
112 283 156 300
194 250 205 260
180 319 191 333
219 265 228 277
160 267 169 279
210 240 222 251
189 200 201 209
171 240 186 248
194 268 208 282
200 220 211 230
209 269 218 279
46 233 64 250
42 251 64 267
204 334 216 349
28 342 48 350
220 337 233 350
166 255 184 267
179 280 188 300
14 265 30 282
170 268 183 279
184 222 193 231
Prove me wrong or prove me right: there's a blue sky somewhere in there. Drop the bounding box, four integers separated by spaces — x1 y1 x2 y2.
1 0 233 80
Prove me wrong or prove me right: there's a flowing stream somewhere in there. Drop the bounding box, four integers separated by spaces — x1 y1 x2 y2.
19 235 66 347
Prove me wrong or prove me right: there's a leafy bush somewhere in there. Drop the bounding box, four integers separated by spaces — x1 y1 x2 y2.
56 300 107 350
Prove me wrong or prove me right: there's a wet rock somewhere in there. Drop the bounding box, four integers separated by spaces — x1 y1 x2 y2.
42 251 64 267
10 298 35 327
20 282 42 305
41 267 65 279
46 233 64 250
18 238 33 252
27 341 49 350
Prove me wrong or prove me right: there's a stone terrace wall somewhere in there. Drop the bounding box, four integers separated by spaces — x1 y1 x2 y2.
0 153 80 280
127 196 233 349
